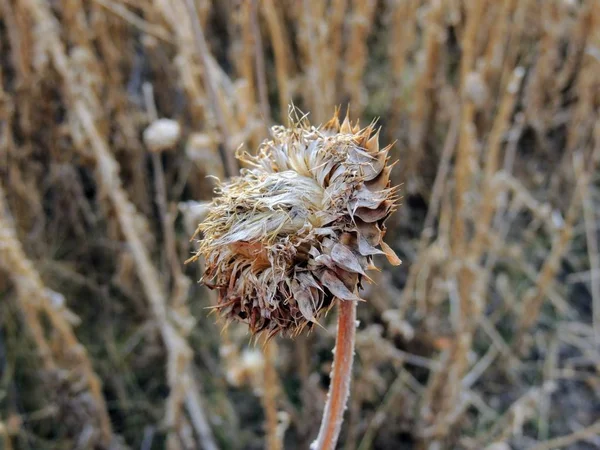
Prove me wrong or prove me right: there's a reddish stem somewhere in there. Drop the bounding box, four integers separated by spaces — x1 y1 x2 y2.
311 299 357 450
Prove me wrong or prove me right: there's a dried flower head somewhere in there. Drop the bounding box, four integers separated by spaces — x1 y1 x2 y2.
191 110 400 338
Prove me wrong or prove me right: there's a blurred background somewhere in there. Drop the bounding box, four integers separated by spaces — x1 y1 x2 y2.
0 0 599 449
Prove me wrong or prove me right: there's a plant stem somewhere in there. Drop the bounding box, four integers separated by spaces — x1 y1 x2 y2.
183 0 238 178
263 341 282 450
311 299 357 450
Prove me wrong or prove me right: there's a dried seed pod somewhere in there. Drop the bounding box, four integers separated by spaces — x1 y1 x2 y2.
191 110 400 337
143 118 181 153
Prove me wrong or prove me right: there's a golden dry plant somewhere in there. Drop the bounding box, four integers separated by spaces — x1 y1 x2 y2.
1 1 599 450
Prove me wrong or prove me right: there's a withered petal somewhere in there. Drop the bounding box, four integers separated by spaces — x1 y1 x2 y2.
331 243 366 275
381 241 402 266
318 269 361 301
355 202 393 223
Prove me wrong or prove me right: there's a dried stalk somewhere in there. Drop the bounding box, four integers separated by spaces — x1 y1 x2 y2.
328 0 348 104
232 0 257 105
408 0 444 158
517 146 599 339
0 184 113 445
261 0 291 121
183 0 238 177
529 419 600 450
152 0 208 123
143 83 185 291
481 0 517 89
250 0 271 124
582 160 600 345
387 0 419 141
20 2 218 447
422 2 490 442
262 341 282 450
77 98 211 450
398 103 460 317
299 0 327 122
452 0 486 256
93 0 173 43
342 0 377 117
311 300 357 450
469 67 525 259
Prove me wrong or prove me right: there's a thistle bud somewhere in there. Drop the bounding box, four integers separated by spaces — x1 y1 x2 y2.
192 111 400 338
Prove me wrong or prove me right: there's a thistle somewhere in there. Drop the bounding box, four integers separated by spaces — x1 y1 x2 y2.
192 110 400 336
191 109 400 449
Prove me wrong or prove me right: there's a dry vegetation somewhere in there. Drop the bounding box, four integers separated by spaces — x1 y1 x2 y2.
0 0 599 449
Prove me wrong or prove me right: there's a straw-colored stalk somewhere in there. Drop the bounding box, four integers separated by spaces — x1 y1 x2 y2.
231 0 257 107
469 67 525 258
21 1 218 447
183 0 239 177
261 0 291 121
0 185 113 445
517 143 600 340
342 0 377 118
397 106 460 319
408 0 444 158
524 2 561 135
142 85 191 310
250 0 271 125
516 5 599 339
452 0 485 256
421 1 487 441
152 0 208 123
481 0 517 88
327 0 348 105
556 3 595 92
582 154 600 345
299 0 328 122
387 0 419 140
566 3 599 153
430 31 525 446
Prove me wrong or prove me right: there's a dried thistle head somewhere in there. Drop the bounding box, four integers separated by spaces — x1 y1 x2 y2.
191 110 400 338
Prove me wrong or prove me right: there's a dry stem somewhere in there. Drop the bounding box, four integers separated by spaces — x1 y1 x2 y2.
20 1 217 446
529 419 600 450
0 184 113 445
311 300 357 450
582 166 600 346
261 0 291 121
183 0 238 177
262 341 282 450
250 0 270 125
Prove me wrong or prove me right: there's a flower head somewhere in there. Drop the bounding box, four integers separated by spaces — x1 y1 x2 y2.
192 110 400 338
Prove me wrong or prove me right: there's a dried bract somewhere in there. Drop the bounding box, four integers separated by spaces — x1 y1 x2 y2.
191 111 400 337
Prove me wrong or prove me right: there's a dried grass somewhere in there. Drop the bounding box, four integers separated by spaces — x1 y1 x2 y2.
1 1 599 449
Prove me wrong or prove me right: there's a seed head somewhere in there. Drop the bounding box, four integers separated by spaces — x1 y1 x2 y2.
191 110 400 338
